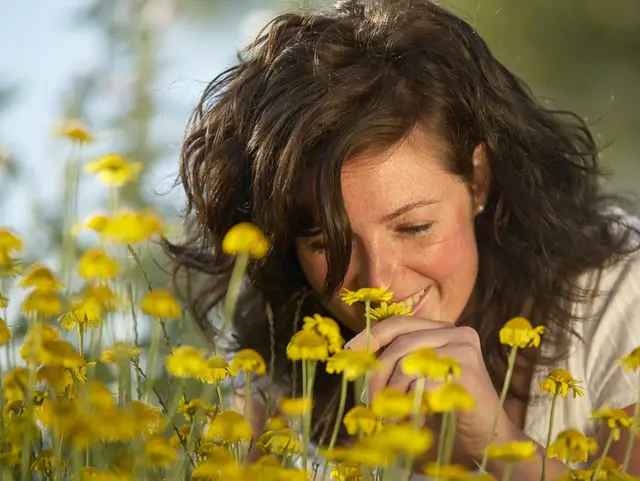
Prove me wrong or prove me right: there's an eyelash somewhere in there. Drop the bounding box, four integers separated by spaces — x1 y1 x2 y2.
307 223 433 252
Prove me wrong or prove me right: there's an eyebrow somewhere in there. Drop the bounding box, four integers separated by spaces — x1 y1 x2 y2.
379 200 438 223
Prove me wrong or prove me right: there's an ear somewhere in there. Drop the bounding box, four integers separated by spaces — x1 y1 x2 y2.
471 144 491 214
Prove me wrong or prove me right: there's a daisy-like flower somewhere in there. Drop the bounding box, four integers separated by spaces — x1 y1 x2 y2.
426 382 476 413
228 349 267 376
547 428 598 463
326 349 380 381
422 463 469 480
222 222 269 259
484 440 537 462
31 449 62 478
58 306 103 334
143 435 178 469
100 342 141 364
590 406 634 441
540 369 584 398
366 423 434 456
286 330 329 361
400 347 461 381
499 316 545 348
0 228 23 262
371 387 416 418
329 462 362 481
303 314 344 353
257 427 302 455
557 470 595 481
129 401 163 435
323 442 396 468
178 397 217 423
589 457 621 480
166 346 207 379
19 264 63 291
618 347 640 373
38 340 86 369
198 355 229 383
340 287 393 306
3 366 29 401
78 247 119 280
81 283 118 312
343 406 378 436
81 381 115 410
279 397 314 417
367 301 413 322
140 289 181 320
101 209 164 244
56 118 94 144
85 153 143 187
266 417 288 430
0 317 12 345
204 410 253 444
22 290 63 317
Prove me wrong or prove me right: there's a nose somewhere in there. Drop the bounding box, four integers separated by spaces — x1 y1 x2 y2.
353 239 396 291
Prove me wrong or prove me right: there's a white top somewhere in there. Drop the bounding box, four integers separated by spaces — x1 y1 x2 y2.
525 221 640 468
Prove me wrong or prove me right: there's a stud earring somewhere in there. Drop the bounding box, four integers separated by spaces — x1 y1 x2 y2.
477 205 485 214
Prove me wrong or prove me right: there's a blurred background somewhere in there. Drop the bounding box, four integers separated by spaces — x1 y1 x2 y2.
1 0 639 261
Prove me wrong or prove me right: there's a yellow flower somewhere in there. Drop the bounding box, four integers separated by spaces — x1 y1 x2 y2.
85 153 143 187
279 397 314 417
0 228 23 261
340 287 393 306
499 316 545 348
266 416 288 430
0 317 12 345
31 449 62 477
81 283 118 312
198 355 229 383
166 346 207 378
590 406 634 441
56 118 94 144
400 347 461 381
82 382 115 410
81 468 131 481
558 470 594 481
140 289 181 320
143 435 178 469
100 342 141 364
58 307 103 334
303 314 344 353
257 427 301 455
38 340 86 369
618 347 640 373
589 457 621 480
19 264 63 291
36 366 74 395
367 424 434 456
371 387 416 418
422 463 469 480
547 428 598 463
326 349 380 381
204 410 252 443
484 441 537 462
330 462 362 481
178 397 217 422
426 382 476 413
540 369 584 398
343 406 378 436
286 330 329 361
367 301 413 322
20 322 60 362
102 209 163 244
3 366 29 401
76 213 110 235
22 290 63 317
78 248 119 280
228 349 267 376
323 443 395 468
222 222 269 259
129 401 163 435
0 293 7 308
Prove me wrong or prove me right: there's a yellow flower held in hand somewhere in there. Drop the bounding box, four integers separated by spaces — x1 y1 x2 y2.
78 248 119 280
198 355 229 383
222 222 269 259
287 330 329 361
591 406 634 441
618 347 640 372
343 406 378 435
371 387 416 418
426 382 476 413
326 349 380 381
484 440 537 462
303 313 344 353
540 369 584 398
85 153 143 187
228 349 266 376
204 410 253 444
547 428 598 463
166 346 207 379
0 318 12 345
400 347 461 381
279 397 314 417
257 427 302 455
499 316 545 348
367 301 413 322
340 286 393 305
140 289 181 320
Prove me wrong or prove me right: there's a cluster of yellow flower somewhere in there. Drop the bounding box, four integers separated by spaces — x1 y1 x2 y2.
0 119 637 481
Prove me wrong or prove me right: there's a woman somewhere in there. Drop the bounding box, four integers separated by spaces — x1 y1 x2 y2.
167 0 640 477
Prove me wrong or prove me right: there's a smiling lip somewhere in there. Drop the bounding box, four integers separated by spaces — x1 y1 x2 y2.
398 287 431 314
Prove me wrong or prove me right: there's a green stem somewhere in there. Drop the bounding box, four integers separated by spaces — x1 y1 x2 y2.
480 345 518 471
244 374 252 422
302 360 310 471
327 375 349 450
400 377 426 481
502 463 513 481
622 372 640 472
436 412 450 472
591 431 614 481
78 328 84 356
216 381 225 412
145 320 160 403
364 300 371 352
443 411 457 465
221 253 249 332
541 394 558 481
21 317 39 481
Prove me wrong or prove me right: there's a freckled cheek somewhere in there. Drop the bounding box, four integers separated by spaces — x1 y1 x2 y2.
417 226 478 281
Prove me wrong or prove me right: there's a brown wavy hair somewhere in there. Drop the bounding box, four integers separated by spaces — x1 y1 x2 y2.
165 0 639 445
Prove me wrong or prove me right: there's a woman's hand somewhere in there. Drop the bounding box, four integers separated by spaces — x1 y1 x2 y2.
345 316 518 462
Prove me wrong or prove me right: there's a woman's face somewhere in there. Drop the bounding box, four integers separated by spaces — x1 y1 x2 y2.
295 130 489 333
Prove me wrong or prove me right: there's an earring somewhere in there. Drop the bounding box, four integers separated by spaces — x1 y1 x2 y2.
477 205 485 214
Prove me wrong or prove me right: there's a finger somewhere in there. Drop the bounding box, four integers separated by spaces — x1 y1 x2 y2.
367 330 457 398
345 316 453 353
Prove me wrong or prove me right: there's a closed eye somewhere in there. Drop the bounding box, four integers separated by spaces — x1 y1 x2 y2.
397 223 433 235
